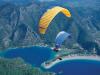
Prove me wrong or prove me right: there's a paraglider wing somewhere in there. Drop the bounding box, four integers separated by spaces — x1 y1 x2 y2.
39 6 71 34
55 31 70 47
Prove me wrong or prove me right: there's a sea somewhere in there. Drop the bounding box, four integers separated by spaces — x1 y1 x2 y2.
1 46 100 75
0 0 100 75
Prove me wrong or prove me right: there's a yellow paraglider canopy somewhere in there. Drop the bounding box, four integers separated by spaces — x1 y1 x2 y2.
39 6 71 34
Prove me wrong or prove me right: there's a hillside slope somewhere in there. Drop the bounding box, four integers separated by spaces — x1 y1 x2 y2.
0 0 100 54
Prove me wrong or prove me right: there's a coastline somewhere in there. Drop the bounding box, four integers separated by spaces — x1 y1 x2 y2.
42 55 100 69
0 43 51 52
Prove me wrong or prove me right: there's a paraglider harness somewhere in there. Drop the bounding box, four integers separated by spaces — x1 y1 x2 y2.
53 44 60 52
53 34 72 52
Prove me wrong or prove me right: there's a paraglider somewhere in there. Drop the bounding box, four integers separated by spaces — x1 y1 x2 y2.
53 31 71 52
39 6 71 34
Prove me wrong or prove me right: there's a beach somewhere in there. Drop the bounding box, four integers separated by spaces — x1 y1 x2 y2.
42 55 100 69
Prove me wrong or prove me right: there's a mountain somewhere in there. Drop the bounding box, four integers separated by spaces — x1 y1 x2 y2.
0 0 100 55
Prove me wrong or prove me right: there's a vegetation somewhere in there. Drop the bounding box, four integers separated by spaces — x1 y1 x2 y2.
0 57 55 75
0 0 99 54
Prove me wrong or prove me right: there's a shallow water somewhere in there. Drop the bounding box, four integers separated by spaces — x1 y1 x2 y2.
3 46 53 67
2 46 100 75
48 60 100 75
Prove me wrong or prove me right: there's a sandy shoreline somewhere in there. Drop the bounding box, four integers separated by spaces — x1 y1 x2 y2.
42 55 100 69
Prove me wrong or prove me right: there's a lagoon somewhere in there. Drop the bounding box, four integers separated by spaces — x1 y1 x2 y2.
1 46 100 75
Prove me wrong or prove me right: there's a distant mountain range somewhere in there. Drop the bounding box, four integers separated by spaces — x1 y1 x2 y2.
0 0 100 55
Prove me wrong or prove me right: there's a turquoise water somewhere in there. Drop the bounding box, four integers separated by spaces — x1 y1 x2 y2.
48 60 100 75
3 46 54 67
1 46 100 75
